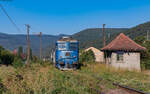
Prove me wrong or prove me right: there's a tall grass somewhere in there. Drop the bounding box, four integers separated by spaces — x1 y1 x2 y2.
82 63 150 92
0 62 149 94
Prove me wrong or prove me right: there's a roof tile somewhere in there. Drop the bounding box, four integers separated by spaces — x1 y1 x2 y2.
101 33 146 51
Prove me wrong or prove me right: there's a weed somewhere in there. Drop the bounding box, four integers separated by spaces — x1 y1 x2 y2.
0 63 149 93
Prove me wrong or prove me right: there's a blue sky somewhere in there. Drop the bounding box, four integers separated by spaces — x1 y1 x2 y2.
0 0 150 35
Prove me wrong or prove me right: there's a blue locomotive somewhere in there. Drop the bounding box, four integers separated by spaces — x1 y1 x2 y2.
55 36 79 70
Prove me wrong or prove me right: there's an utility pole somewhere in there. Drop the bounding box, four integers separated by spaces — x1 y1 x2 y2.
26 24 30 65
147 30 149 41
39 32 42 60
108 33 110 39
102 24 106 47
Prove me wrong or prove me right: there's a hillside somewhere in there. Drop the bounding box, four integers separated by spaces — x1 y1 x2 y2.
0 33 59 56
72 28 128 49
72 22 150 49
0 22 150 57
0 28 128 57
124 21 150 38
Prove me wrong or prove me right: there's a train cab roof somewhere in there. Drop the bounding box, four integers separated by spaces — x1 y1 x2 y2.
57 36 78 42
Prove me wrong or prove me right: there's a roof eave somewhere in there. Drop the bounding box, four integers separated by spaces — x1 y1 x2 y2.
101 49 146 52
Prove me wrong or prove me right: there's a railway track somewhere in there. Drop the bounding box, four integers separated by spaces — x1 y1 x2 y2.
90 75 149 94
113 83 149 94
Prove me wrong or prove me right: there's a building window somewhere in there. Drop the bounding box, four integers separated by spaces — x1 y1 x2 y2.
117 53 123 61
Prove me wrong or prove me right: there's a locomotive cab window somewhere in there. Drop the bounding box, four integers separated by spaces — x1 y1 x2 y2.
57 43 67 50
70 43 77 51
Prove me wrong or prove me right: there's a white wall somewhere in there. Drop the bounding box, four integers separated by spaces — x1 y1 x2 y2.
85 47 104 62
107 52 141 71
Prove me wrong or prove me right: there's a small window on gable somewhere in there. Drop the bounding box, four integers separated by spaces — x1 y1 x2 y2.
116 51 124 62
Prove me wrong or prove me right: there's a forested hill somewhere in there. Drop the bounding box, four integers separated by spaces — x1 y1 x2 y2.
123 21 150 39
0 28 128 56
0 33 59 56
72 28 128 49
72 22 150 49
0 21 150 57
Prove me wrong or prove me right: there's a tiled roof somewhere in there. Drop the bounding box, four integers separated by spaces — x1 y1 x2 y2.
101 33 146 51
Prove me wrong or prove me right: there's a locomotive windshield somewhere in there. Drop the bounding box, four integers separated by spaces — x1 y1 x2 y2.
55 38 79 70
70 43 77 51
57 43 67 50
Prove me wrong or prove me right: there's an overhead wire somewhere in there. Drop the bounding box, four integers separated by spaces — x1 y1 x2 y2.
0 4 22 33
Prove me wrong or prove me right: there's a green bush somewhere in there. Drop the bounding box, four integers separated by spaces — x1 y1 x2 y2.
79 50 95 64
0 50 14 65
134 36 150 70
32 56 38 63
39 61 51 67
0 46 15 66
13 57 24 68
141 60 150 70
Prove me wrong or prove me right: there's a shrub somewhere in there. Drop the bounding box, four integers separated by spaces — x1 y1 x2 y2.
13 57 24 68
79 50 95 64
18 46 23 58
0 50 14 65
134 36 150 70
39 61 51 67
32 55 38 63
141 60 150 70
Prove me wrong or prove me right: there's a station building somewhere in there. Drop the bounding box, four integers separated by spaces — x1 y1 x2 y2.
101 33 146 71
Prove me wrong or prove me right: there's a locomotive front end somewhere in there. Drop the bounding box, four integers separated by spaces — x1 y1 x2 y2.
55 37 79 70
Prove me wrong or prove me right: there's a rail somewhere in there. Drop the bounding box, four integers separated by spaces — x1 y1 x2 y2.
113 83 149 94
90 75 149 94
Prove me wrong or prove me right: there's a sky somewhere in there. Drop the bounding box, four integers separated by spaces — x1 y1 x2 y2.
0 0 150 35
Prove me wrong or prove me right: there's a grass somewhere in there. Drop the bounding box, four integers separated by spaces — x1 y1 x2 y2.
0 62 150 94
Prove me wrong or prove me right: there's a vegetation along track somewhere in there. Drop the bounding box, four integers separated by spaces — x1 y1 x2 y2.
90 75 149 94
112 83 149 94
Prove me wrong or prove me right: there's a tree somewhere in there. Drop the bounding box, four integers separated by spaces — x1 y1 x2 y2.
18 46 23 56
0 46 4 51
79 50 95 63
134 36 150 69
30 48 33 60
0 50 14 65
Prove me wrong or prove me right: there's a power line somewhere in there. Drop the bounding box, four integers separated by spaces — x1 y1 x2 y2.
31 31 43 60
0 4 22 33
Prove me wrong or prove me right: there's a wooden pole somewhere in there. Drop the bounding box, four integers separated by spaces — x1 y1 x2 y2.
40 32 42 60
147 30 149 41
26 24 30 65
102 24 106 47
102 24 106 64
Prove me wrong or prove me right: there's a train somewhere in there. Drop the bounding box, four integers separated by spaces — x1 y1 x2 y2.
55 36 79 70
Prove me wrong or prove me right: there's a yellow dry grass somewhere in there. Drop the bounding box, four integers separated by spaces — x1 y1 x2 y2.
0 63 149 94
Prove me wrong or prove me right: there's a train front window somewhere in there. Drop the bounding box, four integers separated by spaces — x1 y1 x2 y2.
57 43 67 50
70 43 77 51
